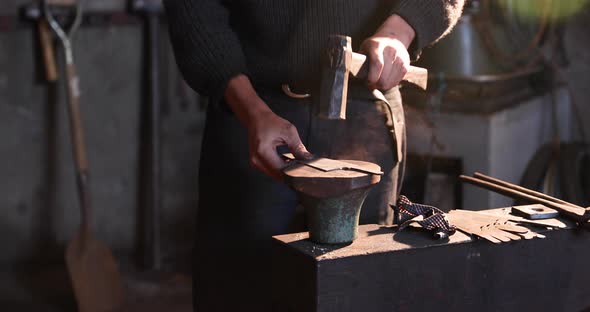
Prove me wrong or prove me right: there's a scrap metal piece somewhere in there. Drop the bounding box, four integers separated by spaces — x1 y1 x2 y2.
282 153 384 175
511 204 559 220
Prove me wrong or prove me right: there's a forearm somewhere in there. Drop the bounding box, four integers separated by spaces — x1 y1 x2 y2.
164 0 248 101
392 0 465 59
224 74 311 179
375 14 416 49
224 74 273 129
361 14 415 90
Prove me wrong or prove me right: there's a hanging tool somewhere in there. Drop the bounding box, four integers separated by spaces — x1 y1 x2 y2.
44 1 125 311
38 18 59 82
23 1 58 82
130 0 163 270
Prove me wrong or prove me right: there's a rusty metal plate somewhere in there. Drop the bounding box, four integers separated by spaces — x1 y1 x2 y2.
511 204 559 220
282 153 383 175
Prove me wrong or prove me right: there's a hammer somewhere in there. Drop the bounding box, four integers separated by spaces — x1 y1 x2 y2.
319 35 428 120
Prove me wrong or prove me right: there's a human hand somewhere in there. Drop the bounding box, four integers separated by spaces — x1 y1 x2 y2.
359 14 415 91
224 74 312 181
246 110 312 181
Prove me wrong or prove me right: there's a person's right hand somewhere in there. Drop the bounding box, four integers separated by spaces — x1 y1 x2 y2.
359 14 415 91
224 74 313 181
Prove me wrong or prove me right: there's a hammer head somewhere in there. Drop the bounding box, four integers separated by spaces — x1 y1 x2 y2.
318 35 428 120
318 35 352 120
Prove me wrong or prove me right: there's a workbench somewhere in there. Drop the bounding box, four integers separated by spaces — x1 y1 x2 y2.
271 208 590 312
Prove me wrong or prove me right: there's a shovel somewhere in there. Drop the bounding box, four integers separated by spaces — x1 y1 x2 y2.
44 1 125 311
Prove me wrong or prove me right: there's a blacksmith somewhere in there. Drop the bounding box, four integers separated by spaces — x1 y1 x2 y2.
164 1 464 310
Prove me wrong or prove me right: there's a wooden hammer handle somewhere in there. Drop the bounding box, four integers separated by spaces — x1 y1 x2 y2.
403 66 428 90
350 52 428 90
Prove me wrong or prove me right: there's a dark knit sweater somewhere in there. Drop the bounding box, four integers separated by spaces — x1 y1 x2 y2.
164 0 464 100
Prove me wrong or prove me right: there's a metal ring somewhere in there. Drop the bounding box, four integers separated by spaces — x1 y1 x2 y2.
281 84 311 99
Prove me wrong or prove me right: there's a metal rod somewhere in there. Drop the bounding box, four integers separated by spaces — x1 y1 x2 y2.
130 0 163 271
472 172 583 209
459 175 588 222
145 10 161 270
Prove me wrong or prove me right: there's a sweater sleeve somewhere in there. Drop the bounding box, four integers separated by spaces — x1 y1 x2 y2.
164 0 248 101
392 0 465 59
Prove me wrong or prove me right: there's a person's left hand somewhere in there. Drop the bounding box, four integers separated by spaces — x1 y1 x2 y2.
359 14 415 91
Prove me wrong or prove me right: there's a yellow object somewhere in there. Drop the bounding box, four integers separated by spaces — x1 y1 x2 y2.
497 0 589 20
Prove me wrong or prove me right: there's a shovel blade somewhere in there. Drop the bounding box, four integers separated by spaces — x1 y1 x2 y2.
65 232 125 312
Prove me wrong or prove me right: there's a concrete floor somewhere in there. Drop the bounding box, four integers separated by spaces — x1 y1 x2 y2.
0 266 192 312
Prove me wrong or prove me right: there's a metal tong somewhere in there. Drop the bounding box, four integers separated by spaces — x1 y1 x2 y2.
459 172 590 222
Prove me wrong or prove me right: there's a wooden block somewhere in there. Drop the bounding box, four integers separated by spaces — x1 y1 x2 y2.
272 213 590 311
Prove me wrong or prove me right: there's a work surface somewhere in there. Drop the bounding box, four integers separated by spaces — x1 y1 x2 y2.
274 224 471 261
273 207 571 261
272 208 589 312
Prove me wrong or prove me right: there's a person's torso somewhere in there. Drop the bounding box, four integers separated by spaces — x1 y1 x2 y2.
224 0 397 87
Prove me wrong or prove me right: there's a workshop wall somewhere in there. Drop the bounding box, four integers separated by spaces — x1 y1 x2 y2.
406 3 590 210
0 0 589 270
0 4 203 270
564 6 590 141
0 0 127 15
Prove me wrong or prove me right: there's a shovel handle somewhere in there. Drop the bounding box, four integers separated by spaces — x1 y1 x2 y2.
65 59 92 230
44 0 90 229
65 63 87 170
38 20 58 82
